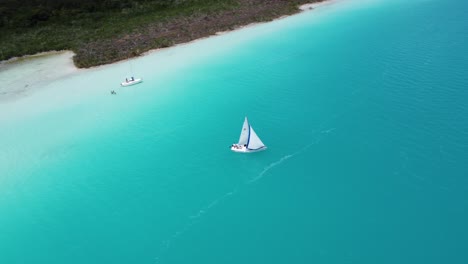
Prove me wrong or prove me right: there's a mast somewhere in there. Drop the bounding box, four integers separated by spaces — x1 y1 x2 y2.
246 120 251 147
238 117 249 145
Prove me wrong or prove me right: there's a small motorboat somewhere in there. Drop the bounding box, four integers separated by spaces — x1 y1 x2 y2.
121 77 142 87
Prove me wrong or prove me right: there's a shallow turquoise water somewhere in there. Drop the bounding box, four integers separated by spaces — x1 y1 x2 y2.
1 0 468 263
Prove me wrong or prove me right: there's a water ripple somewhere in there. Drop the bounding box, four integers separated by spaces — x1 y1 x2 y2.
153 127 336 263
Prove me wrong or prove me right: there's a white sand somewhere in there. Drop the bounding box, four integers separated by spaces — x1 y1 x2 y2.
300 0 341 11
0 0 345 105
0 51 77 102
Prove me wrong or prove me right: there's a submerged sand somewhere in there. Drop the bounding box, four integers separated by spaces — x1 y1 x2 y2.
0 51 77 102
0 1 342 104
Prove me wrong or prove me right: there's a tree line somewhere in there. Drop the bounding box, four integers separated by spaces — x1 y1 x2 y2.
0 0 187 28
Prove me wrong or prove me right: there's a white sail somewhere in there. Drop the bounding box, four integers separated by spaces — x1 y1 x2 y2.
238 117 249 145
247 126 265 150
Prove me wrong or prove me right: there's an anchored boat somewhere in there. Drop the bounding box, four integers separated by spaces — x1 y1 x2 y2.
120 77 142 87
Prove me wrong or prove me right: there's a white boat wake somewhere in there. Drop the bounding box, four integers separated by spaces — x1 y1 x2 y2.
247 154 294 184
189 189 238 220
154 128 336 263
247 129 333 184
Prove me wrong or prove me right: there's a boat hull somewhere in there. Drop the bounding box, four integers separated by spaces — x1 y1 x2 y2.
230 144 267 153
120 78 142 87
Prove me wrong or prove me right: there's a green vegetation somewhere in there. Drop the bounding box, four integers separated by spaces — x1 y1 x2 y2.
0 0 321 67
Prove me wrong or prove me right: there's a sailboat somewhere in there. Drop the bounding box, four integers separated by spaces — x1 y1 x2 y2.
120 76 142 87
231 117 267 153
120 58 142 87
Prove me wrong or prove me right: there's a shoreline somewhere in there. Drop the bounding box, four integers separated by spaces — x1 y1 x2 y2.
0 51 77 103
110 0 340 68
0 0 341 103
300 0 339 10
1 0 336 71
0 50 73 66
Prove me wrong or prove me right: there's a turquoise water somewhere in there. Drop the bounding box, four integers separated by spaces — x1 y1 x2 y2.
1 0 468 263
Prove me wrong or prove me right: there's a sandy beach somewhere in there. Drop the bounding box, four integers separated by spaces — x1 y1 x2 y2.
4 0 467 263
0 0 342 105
300 0 341 11
0 51 77 102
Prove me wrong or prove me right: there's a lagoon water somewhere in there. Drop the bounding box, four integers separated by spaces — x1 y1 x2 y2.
1 0 468 263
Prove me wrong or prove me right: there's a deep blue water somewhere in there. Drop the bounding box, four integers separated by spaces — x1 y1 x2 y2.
1 0 467 263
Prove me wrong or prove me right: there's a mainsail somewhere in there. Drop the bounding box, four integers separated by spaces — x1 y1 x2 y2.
238 117 249 145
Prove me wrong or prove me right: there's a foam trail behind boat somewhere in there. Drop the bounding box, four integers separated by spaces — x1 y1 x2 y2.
248 127 336 184
154 128 336 263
